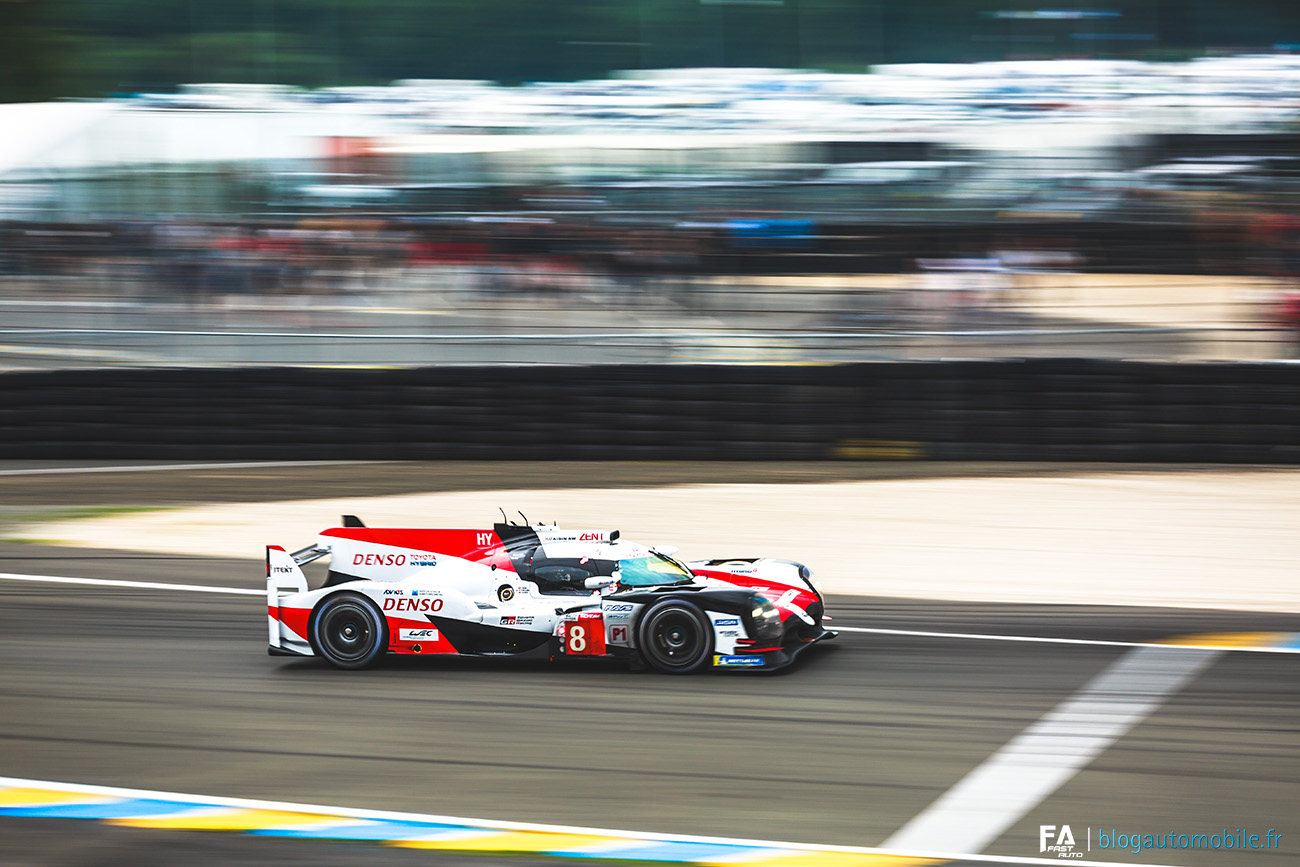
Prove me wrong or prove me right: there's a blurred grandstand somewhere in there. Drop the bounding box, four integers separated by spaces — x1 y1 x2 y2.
2 59 1300 367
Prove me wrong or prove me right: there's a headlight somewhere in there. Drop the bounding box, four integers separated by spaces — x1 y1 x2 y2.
747 594 783 642
802 568 824 599
795 563 823 598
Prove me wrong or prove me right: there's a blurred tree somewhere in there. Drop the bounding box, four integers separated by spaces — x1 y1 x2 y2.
1 0 1299 100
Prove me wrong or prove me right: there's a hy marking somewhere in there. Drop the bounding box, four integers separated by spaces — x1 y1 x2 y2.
0 777 1196 867
882 645 1222 854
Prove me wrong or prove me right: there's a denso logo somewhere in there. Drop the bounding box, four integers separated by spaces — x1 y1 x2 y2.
354 553 406 567
382 597 444 613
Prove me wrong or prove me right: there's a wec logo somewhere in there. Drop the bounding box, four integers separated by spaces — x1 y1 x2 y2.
1040 825 1081 858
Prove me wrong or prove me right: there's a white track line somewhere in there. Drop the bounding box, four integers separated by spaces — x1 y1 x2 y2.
884 645 1223 854
0 460 385 477
838 625 1156 648
0 574 1292 653
836 625 1300 654
0 776 1193 867
0 573 261 596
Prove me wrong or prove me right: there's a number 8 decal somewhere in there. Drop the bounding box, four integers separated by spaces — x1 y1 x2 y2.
564 617 605 656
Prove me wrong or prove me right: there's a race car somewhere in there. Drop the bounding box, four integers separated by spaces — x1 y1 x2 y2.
267 516 834 673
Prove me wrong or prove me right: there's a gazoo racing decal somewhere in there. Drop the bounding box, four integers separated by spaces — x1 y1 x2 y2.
382 597 444 613
399 628 440 641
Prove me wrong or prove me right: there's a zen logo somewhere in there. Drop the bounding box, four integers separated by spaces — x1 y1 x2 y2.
1040 825 1081 858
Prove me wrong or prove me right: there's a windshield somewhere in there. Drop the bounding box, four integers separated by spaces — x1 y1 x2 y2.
617 554 693 587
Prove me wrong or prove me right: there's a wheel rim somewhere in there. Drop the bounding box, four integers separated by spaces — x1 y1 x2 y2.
646 608 704 668
319 602 376 662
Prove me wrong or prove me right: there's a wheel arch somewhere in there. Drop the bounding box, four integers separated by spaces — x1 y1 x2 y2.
307 588 391 667
634 596 716 674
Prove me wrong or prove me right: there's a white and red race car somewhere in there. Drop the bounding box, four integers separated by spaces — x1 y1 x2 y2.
268 517 834 673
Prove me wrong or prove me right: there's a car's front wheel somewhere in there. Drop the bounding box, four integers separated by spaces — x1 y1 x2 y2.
636 600 714 674
310 593 387 669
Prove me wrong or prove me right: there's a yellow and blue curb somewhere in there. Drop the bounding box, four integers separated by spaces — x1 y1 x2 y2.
0 778 940 866
1157 631 1300 652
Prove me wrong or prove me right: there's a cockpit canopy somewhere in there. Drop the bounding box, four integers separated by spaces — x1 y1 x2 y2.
498 527 694 595
506 543 696 597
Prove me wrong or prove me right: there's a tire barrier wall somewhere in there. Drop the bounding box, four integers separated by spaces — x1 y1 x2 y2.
2 360 1299 463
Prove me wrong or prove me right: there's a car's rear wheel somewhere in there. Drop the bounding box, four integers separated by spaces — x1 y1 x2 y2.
637 600 713 674
310 593 387 669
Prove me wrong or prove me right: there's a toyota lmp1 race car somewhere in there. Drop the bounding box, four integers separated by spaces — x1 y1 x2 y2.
267 517 834 674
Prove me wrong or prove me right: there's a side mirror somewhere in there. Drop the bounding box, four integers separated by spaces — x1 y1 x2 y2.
584 576 616 590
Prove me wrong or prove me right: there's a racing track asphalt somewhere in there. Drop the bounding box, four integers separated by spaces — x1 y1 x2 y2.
0 463 1298 866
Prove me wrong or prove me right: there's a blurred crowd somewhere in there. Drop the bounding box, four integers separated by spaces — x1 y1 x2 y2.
4 202 1298 287
4 58 1300 356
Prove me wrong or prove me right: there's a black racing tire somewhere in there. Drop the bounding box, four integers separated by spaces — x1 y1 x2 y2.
636 599 714 674
310 592 388 670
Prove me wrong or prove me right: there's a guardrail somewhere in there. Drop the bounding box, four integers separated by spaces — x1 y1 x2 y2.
0 325 1287 368
2 361 1298 462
